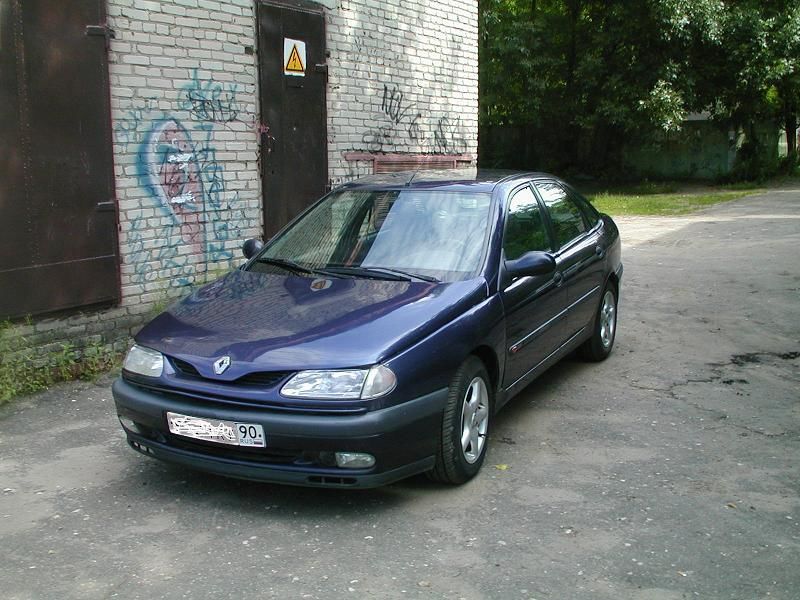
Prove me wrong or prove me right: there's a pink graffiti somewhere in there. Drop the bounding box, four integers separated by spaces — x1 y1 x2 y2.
143 119 204 255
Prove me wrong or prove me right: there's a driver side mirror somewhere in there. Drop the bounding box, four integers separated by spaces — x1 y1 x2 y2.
242 238 264 259
505 251 556 279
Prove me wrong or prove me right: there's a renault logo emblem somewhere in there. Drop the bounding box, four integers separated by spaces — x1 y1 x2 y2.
213 356 231 375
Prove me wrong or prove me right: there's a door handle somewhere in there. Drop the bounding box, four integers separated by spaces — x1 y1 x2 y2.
553 271 563 286
595 245 605 258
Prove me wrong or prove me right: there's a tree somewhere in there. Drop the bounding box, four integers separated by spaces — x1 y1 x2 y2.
479 0 800 177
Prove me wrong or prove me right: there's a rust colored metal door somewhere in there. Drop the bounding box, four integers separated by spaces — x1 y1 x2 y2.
258 0 328 238
0 0 119 320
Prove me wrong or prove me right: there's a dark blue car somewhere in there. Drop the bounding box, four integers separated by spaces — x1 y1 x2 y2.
113 170 622 488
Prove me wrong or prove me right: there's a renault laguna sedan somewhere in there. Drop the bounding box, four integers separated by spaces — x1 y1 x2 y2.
113 170 622 488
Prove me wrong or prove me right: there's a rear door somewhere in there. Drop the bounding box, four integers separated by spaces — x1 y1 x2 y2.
534 180 604 336
501 184 565 389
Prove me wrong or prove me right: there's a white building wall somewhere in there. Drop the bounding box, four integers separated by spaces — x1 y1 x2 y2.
326 0 479 185
106 0 263 308
17 0 478 349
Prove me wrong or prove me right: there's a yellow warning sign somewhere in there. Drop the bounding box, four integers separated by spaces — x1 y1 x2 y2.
283 38 306 76
286 45 304 73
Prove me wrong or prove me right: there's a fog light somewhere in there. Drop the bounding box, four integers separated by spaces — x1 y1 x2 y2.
118 416 141 434
335 452 375 469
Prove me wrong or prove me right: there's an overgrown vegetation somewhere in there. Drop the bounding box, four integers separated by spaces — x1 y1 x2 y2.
479 0 800 179
0 321 122 405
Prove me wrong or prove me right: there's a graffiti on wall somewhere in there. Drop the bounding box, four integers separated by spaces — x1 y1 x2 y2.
360 82 467 154
114 71 251 288
180 69 242 123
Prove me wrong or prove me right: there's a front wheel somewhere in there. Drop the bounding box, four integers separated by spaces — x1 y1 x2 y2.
580 281 618 361
428 356 492 484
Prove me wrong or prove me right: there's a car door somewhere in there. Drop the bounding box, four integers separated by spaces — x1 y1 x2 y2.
535 180 604 337
500 184 566 389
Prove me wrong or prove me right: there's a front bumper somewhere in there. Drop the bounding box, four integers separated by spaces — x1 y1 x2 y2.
112 378 447 488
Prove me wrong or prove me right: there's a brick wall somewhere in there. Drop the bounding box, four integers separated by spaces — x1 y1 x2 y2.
326 0 479 185
3 0 478 362
107 0 263 311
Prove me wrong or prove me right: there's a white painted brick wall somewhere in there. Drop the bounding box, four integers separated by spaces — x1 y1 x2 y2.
107 0 262 307
105 0 478 309
326 0 479 185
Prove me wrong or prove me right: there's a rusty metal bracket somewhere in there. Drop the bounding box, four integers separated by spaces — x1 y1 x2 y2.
85 24 115 49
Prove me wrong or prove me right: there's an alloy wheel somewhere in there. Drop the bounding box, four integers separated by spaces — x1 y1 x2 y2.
460 377 489 464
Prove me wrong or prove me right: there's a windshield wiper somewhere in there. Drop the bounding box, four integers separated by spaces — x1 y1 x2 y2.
324 265 439 283
363 266 440 283
254 257 347 279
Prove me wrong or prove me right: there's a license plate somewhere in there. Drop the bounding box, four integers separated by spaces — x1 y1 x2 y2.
166 412 266 447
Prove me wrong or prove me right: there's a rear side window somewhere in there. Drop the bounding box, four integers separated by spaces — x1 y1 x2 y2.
504 186 551 260
565 187 601 225
535 180 586 248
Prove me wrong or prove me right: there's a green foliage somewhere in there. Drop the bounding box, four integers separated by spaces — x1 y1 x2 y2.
479 0 800 178
0 322 121 405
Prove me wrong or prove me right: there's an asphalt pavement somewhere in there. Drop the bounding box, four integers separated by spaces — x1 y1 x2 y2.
1 186 799 599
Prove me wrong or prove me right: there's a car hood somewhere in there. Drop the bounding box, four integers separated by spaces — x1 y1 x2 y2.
136 270 487 376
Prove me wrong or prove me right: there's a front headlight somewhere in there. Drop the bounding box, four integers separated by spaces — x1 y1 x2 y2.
123 344 164 378
281 365 396 399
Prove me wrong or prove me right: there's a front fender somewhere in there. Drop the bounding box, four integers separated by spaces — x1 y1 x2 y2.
381 293 506 410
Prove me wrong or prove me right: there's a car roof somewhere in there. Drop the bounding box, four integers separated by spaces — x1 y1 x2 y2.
335 168 554 193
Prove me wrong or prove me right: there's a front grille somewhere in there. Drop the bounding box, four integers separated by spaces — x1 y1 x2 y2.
168 356 291 388
236 371 290 386
171 357 201 378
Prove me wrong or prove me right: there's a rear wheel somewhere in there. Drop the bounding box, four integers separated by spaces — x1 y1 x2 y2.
428 356 492 484
580 281 618 361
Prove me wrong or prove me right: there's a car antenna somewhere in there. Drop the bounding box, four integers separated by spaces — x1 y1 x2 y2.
406 168 421 186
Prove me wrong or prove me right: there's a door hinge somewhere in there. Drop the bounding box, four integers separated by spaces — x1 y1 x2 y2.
85 24 115 48
95 200 116 213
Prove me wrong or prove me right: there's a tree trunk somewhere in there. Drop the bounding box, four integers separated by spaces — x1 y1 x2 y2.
779 77 797 166
564 0 581 168
784 108 797 164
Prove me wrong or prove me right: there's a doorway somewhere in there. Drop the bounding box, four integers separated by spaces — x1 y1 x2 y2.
257 0 328 238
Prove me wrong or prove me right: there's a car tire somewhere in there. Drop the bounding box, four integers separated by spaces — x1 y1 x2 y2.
580 280 618 361
428 356 492 484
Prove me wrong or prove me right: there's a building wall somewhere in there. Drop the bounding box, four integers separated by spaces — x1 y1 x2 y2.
325 0 479 184
107 0 263 311
3 0 478 362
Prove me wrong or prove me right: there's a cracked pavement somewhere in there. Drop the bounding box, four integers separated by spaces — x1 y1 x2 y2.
1 187 799 599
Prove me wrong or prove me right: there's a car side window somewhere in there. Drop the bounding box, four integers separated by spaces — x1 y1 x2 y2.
565 186 601 226
503 186 551 260
536 180 587 249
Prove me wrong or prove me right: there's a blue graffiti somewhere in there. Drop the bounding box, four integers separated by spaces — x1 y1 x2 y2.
179 68 242 123
122 71 249 288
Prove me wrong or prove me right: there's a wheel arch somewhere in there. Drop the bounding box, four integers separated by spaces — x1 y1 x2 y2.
606 270 620 292
471 345 500 397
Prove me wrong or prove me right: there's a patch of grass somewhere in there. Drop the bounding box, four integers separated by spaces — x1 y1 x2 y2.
0 322 122 405
578 180 681 196
612 181 681 195
587 190 755 216
717 181 764 191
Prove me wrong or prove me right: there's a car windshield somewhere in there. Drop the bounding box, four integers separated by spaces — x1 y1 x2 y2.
250 189 493 282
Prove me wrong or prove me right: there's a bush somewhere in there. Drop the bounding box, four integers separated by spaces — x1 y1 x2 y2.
731 138 779 182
